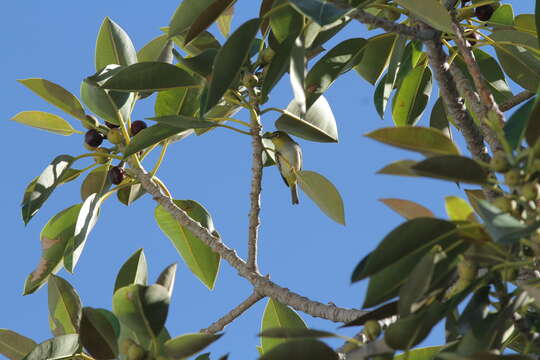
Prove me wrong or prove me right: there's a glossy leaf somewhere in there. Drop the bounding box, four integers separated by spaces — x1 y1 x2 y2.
123 124 193 157
80 79 124 126
275 96 338 143
114 248 148 293
379 198 434 220
48 275 82 336
165 333 223 359
475 199 531 244
305 38 366 108
393 346 442 360
185 0 236 44
17 79 86 121
259 328 336 339
81 165 110 201
392 65 432 126
269 0 303 43
445 196 475 222
537 0 540 47
259 339 338 360
168 0 215 38
490 4 515 26
365 127 459 156
205 18 260 112
289 37 306 117
526 96 540 146
430 97 451 138
80 308 120 360
217 5 234 37
377 159 418 177
174 48 218 79
342 301 398 327
411 155 489 184
296 170 345 225
261 36 296 98
22 155 74 224
0 330 37 360
117 184 145 206
261 299 307 353
394 0 453 34
100 62 200 92
155 200 220 289
156 263 178 298
112 284 170 341
137 35 173 63
288 0 347 26
21 335 79 360
155 86 202 118
11 111 77 136
95 17 137 71
147 115 217 129
504 98 535 150
355 33 397 85
168 28 221 57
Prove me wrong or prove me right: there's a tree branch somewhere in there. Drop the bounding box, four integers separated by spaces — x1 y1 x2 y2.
200 291 265 334
499 91 535 112
131 166 367 323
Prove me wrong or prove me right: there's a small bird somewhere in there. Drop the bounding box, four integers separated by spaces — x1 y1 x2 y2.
264 131 303 205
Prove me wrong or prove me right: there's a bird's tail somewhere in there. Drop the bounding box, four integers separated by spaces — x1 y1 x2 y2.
291 184 299 205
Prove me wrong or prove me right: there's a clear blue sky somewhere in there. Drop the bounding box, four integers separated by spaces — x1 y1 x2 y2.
0 1 534 359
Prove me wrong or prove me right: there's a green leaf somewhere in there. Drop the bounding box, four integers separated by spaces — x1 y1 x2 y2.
269 0 303 43
155 87 202 118
394 0 453 34
185 0 237 44
168 0 216 38
0 330 37 360
504 98 535 150
156 263 178 298
353 218 456 281
377 159 418 177
117 184 146 206
23 204 81 295
164 333 223 359
112 284 170 342
393 346 442 360
537 0 540 47
48 275 82 336
445 196 475 222
147 115 217 129
491 30 540 92
100 62 200 92
11 111 77 136
259 339 338 360
261 299 307 353
261 36 296 99
114 248 148 293
392 65 432 126
174 48 218 79
475 199 532 244
365 127 459 156
205 18 261 112
288 0 348 26
259 328 336 339
342 301 398 327
80 78 124 126
81 165 110 201
217 5 234 37
17 79 86 121
154 200 220 289
95 17 137 71
80 308 120 360
167 28 221 57
430 97 451 138
22 335 80 360
489 4 514 26
21 155 75 224
123 124 191 158
305 38 367 108
137 35 173 63
379 198 435 220
296 170 345 225
354 33 397 85
275 96 338 143
289 37 306 117
411 155 489 184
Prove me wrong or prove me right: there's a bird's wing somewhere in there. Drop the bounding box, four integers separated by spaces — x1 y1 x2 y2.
275 152 291 187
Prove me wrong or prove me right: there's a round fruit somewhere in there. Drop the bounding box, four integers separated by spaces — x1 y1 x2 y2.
131 120 147 136
107 128 124 145
84 129 105 148
489 152 510 173
504 169 521 187
521 182 540 201
109 166 126 185
492 197 516 213
119 339 136 355
464 30 480 47
93 148 110 164
475 5 494 21
364 320 381 340
105 121 120 129
82 114 99 130
242 73 259 88
260 47 275 64
127 344 145 360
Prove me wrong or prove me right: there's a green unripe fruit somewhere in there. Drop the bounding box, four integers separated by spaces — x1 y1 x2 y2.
490 152 510 173
82 114 100 129
521 182 540 201
492 197 516 213
242 73 259 88
384 8 400 21
93 148 110 164
107 128 124 145
364 320 381 340
127 345 145 360
119 339 136 355
260 47 276 64
504 169 521 187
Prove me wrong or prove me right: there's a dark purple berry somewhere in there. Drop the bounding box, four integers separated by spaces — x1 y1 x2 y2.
475 5 494 21
85 129 104 148
130 120 147 136
464 30 480 47
105 121 119 129
109 166 126 185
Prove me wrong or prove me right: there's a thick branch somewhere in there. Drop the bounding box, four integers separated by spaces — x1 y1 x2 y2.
499 91 535 112
200 291 265 334
132 166 367 323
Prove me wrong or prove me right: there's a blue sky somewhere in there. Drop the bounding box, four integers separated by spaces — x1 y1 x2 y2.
0 1 534 359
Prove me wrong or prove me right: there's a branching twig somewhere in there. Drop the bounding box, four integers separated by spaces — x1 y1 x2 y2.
131 166 367 323
200 291 265 334
499 91 535 112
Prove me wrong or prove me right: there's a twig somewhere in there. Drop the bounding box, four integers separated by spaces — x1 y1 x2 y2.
499 91 535 112
200 291 265 334
247 89 264 272
131 166 367 323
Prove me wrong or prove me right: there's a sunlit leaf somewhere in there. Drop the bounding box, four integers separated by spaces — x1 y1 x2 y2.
114 248 148 293
21 335 80 360
261 299 307 353
0 330 37 360
297 170 345 225
11 111 77 136
379 198 434 220
48 275 82 336
165 333 223 359
95 17 137 71
80 308 120 360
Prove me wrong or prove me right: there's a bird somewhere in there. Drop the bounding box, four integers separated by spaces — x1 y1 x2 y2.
264 131 302 205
